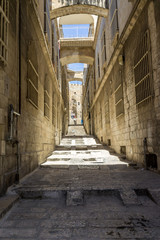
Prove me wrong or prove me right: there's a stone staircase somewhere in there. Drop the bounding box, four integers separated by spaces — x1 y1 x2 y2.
3 127 159 239
41 134 129 170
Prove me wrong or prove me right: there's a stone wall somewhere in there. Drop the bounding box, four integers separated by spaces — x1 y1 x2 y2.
0 0 67 194
89 0 160 170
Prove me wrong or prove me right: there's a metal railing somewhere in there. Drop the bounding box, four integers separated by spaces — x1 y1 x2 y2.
59 26 94 39
57 0 109 9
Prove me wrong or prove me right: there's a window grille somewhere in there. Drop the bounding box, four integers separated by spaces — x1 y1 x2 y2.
44 0 50 44
97 101 102 129
44 75 50 119
101 31 107 66
115 84 124 117
52 30 55 65
52 92 56 125
0 0 9 65
97 55 100 78
134 30 154 105
109 0 119 43
27 60 39 108
105 94 110 124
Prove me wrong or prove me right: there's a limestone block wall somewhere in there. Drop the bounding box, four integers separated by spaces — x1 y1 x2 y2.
91 0 160 169
0 0 65 194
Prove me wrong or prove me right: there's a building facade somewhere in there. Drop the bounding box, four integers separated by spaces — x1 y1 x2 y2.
83 0 160 169
0 0 69 194
69 83 82 125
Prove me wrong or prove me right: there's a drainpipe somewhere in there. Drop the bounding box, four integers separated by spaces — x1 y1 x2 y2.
18 0 21 114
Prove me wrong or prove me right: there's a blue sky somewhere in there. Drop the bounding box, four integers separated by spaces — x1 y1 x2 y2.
68 63 84 71
68 63 84 85
69 81 82 85
62 24 90 38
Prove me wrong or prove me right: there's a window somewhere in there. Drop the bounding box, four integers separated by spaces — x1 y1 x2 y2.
134 30 154 105
0 0 9 65
109 0 119 44
114 71 124 117
97 55 100 78
115 84 123 117
52 92 56 125
105 94 110 124
44 75 50 119
101 31 107 66
27 42 39 108
27 60 39 108
97 101 102 128
44 0 50 44
52 27 55 65
56 55 59 79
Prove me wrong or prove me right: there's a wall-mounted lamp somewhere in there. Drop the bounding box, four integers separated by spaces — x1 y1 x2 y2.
118 55 125 66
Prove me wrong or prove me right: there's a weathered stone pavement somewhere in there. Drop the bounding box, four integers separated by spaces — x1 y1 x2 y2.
0 126 160 239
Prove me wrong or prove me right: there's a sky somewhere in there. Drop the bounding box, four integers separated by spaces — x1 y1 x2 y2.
68 63 84 71
62 24 90 38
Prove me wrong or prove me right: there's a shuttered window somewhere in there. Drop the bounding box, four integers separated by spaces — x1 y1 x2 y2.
0 0 9 65
134 30 154 105
109 0 119 43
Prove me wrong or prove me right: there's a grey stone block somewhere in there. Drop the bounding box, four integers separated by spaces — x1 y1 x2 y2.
66 190 84 206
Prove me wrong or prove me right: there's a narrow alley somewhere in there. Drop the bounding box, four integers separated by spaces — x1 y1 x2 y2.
0 126 160 239
0 0 160 239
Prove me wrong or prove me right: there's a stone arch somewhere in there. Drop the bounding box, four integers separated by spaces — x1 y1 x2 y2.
51 4 108 19
60 47 94 65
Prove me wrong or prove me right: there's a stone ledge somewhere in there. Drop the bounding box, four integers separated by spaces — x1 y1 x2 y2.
0 194 19 220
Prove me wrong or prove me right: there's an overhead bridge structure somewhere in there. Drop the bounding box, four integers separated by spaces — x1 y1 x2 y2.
60 39 94 66
51 0 109 19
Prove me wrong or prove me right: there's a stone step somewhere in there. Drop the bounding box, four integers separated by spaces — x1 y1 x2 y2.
55 146 72 150
141 189 160 206
41 162 129 171
12 187 158 208
0 194 19 220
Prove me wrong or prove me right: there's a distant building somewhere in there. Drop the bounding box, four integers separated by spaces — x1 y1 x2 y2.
69 83 82 125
